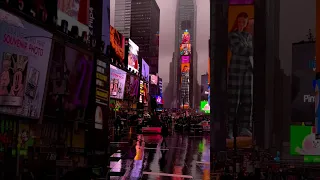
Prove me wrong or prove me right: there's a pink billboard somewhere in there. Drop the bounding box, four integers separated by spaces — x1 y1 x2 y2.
181 56 190 63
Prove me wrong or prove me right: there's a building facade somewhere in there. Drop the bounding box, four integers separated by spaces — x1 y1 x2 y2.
130 0 160 74
114 0 132 38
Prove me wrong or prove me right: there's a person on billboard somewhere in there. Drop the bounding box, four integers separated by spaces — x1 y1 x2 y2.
228 12 253 138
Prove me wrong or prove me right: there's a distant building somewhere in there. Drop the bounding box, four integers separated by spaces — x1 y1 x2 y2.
114 0 132 38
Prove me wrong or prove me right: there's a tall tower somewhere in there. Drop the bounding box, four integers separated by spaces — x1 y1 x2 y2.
114 0 132 38
174 0 197 109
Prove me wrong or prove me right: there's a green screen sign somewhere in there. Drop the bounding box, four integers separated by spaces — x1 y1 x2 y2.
290 125 320 156
200 100 210 114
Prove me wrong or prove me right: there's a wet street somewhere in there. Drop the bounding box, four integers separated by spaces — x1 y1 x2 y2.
109 131 210 180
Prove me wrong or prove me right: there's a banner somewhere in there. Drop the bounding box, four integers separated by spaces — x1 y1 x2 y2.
180 63 190 108
181 31 190 44
292 42 316 123
180 44 191 56
226 4 254 145
0 10 53 119
44 42 93 120
290 125 320 155
181 56 190 64
110 65 126 99
141 59 149 81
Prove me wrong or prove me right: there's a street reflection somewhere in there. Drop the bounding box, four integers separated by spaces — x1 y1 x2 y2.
130 135 145 178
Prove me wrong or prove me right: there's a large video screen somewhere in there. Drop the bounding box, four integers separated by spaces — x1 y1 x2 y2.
227 5 254 140
44 42 93 120
128 39 139 73
181 31 190 44
110 65 127 99
180 44 191 56
141 59 149 81
292 42 316 123
110 26 125 65
150 75 158 85
181 56 190 64
200 101 210 113
0 10 53 119
57 0 90 36
290 125 320 155
143 82 149 104
180 63 190 108
124 75 139 101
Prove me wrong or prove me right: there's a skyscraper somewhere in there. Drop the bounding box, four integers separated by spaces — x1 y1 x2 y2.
114 0 132 37
174 0 197 109
130 0 160 74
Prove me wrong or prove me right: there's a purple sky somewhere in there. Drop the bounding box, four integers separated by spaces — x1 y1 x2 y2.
110 0 210 89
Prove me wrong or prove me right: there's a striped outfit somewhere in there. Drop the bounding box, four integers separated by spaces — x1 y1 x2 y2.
227 31 253 134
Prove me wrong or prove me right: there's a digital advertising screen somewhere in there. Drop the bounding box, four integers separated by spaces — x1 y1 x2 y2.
200 101 210 114
45 42 93 120
139 80 143 103
128 39 139 73
110 65 127 100
181 56 190 64
0 10 53 119
143 83 149 104
150 75 158 85
290 125 320 155
180 63 190 108
124 74 139 101
291 42 316 123
156 95 163 104
141 59 149 81
102 0 110 55
181 31 190 44
57 0 90 37
180 44 191 56
110 26 125 65
227 4 254 141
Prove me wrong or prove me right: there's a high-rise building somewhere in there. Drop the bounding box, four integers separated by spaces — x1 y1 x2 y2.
130 0 160 74
173 0 197 109
114 0 132 38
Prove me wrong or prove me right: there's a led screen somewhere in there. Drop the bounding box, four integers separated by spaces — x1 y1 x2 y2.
110 26 125 65
0 11 53 119
141 59 149 81
156 95 163 104
139 80 143 103
290 125 320 155
180 63 190 108
128 39 139 73
44 42 93 120
180 44 191 56
227 4 254 140
200 101 210 113
292 42 316 123
124 74 139 101
110 65 127 100
181 56 190 64
181 31 190 44
150 75 158 85
143 83 149 104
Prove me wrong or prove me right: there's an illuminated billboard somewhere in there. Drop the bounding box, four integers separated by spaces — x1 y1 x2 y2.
290 125 320 155
180 44 191 56
128 39 139 73
180 63 190 108
150 75 158 85
110 26 125 65
181 31 190 44
181 56 190 64
200 101 210 114
110 65 127 100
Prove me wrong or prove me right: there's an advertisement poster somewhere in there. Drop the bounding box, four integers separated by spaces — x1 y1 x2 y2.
110 26 125 66
156 95 163 104
290 125 320 155
57 0 90 36
95 58 109 129
141 59 149 81
110 65 126 99
150 75 158 85
292 42 316 123
200 100 210 114
143 83 149 105
180 63 190 108
179 44 191 56
159 79 163 96
102 0 110 54
139 80 143 103
181 56 190 64
0 10 53 119
227 5 254 142
128 39 139 73
44 42 93 120
181 31 190 44
124 75 139 101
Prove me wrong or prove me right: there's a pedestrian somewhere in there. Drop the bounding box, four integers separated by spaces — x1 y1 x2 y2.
161 122 168 148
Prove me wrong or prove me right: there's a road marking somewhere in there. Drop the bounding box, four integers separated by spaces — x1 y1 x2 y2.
196 161 210 165
144 147 169 150
110 142 129 144
143 171 193 178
